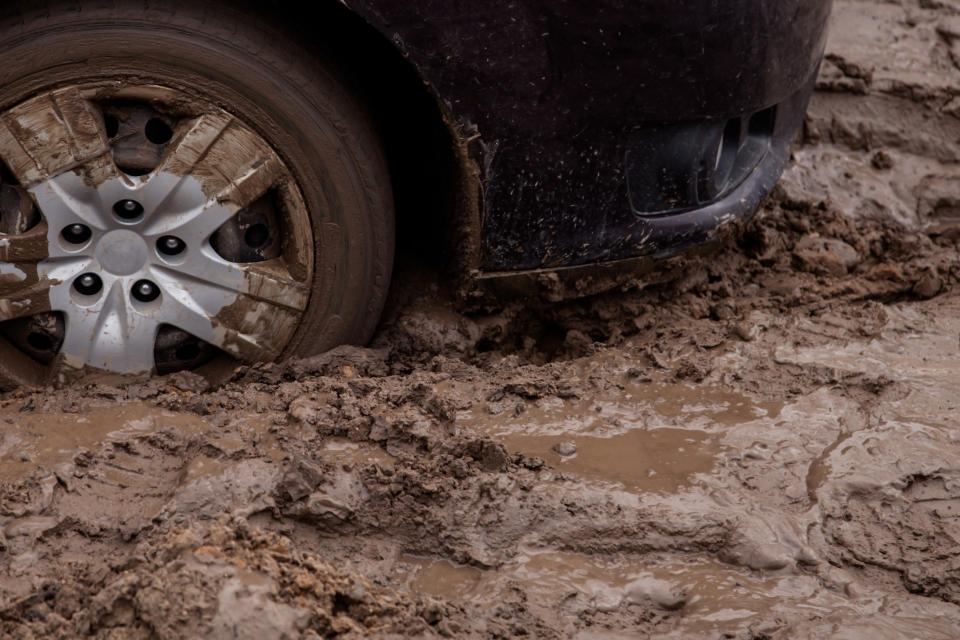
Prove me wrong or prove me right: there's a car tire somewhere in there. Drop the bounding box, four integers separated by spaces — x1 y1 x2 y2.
0 0 394 385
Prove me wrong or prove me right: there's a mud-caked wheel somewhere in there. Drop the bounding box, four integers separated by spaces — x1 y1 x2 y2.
0 1 394 386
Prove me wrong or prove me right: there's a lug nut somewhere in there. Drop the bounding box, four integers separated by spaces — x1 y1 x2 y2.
132 279 160 303
74 273 102 296
157 236 186 256
114 199 144 220
61 223 92 244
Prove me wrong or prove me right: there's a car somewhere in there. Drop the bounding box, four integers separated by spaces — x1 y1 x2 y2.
0 0 832 385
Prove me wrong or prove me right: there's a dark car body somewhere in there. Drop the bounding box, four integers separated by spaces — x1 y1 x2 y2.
345 0 831 280
0 0 831 385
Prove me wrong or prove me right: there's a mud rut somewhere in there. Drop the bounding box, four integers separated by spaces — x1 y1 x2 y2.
3 1 960 638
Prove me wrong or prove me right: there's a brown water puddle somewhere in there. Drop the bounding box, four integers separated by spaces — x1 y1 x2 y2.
402 551 948 637
403 555 485 602
0 403 211 482
614 381 784 424
462 381 782 437
403 551 802 612
460 381 779 493
501 428 720 493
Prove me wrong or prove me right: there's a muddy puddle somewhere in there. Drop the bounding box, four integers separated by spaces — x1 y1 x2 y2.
402 549 960 639
0 403 210 482
456 381 783 492
498 428 720 493
459 379 782 437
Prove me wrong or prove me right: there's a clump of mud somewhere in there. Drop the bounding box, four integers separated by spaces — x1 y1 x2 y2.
5 0 960 638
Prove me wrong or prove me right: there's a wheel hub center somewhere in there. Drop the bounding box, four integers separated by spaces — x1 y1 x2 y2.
95 229 149 276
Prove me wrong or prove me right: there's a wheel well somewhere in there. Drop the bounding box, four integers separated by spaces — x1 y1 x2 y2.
240 1 482 284
0 0 481 286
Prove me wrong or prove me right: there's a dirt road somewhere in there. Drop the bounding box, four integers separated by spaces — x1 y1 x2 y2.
3 0 960 637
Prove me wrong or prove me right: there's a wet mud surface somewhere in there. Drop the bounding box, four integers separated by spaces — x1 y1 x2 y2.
4 1 960 637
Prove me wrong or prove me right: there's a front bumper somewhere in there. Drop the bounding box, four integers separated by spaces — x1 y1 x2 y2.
481 71 818 274
620 75 816 260
473 0 831 273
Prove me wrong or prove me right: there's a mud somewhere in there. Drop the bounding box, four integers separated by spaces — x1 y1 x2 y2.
4 0 960 637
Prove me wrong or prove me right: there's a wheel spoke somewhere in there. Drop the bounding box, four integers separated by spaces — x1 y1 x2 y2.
0 277 53 322
164 115 285 206
240 261 310 311
173 117 284 209
0 87 111 188
30 171 117 231
207 294 299 361
57 279 157 374
1 253 91 322
153 251 307 312
142 199 236 241
214 154 285 209
150 256 300 362
156 112 233 178
136 119 284 235
150 261 241 314
151 246 244 293
0 224 50 263
153 284 279 363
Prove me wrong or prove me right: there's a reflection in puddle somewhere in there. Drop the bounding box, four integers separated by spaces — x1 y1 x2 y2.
620 382 784 423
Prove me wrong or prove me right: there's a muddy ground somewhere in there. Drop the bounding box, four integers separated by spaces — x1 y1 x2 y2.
3 0 960 638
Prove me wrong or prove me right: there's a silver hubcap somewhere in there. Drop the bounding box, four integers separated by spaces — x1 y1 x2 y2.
0 84 314 380
33 171 248 374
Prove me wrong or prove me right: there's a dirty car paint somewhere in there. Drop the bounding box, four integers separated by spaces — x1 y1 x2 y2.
347 0 832 271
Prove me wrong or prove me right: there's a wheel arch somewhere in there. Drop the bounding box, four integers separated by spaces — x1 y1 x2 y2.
245 0 484 287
